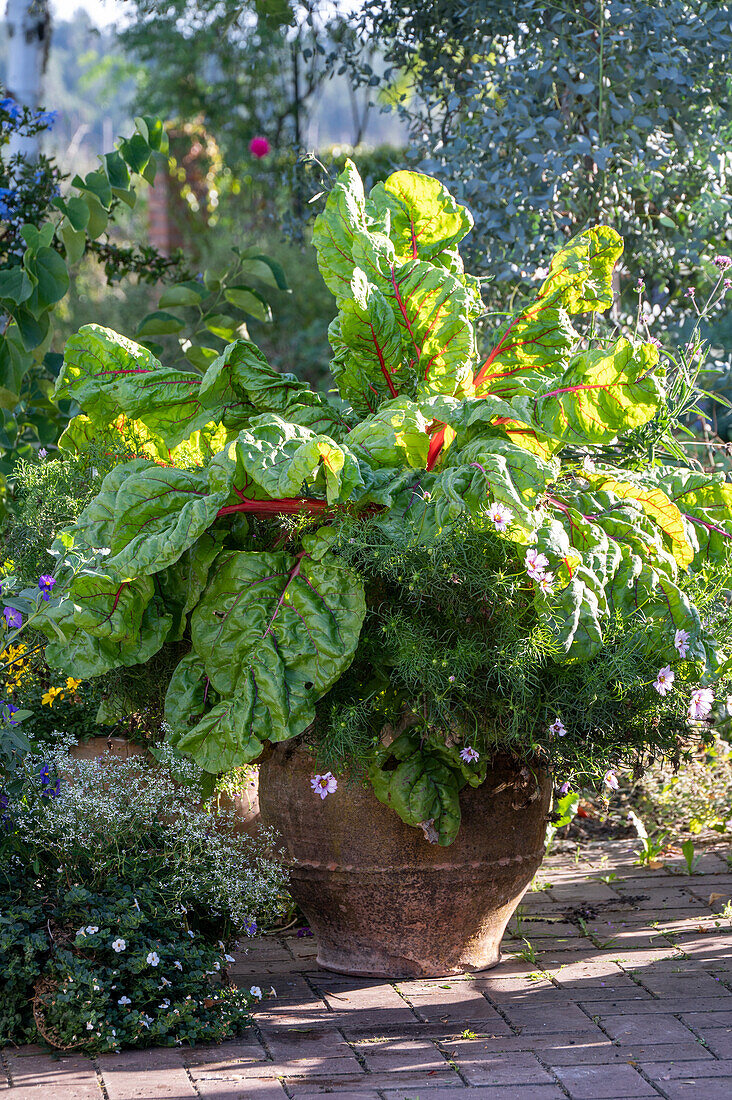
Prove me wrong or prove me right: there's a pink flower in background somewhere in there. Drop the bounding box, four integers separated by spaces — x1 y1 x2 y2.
488 501 513 531
688 688 714 720
603 770 619 791
537 572 555 594
674 629 690 659
249 136 270 159
311 772 337 799
549 718 567 738
460 746 480 764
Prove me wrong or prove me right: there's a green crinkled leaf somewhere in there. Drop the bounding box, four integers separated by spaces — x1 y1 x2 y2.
336 267 407 412
643 467 732 566
347 396 429 469
108 464 229 577
538 225 623 313
381 258 475 401
39 588 171 679
52 459 152 561
56 325 212 447
372 169 474 261
529 338 664 444
67 571 155 642
209 415 364 505
157 530 226 641
369 731 463 845
188 547 366 753
313 159 389 299
474 305 579 399
199 338 346 436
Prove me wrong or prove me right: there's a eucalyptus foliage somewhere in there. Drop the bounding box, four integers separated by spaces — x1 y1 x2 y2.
31 163 732 844
355 1 732 315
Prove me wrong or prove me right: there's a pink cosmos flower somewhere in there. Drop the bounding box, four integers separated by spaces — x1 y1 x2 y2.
525 548 549 580
488 502 513 531
249 136 270 159
537 572 555 594
460 746 480 764
311 772 337 799
603 770 619 791
674 629 690 659
688 688 714 720
549 718 567 737
653 666 675 696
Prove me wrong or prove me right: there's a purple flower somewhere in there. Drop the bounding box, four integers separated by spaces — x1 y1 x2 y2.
603 770 619 791
296 927 313 938
448 675 456 683
654 665 675 695
3 703 19 727
244 919 257 935
549 717 567 737
674 629 690 659
38 575 56 601
311 772 338 800
460 746 480 764
3 607 22 630
38 447 48 459
713 255 732 270
725 279 732 291
40 764 61 798
636 277 645 290
685 287 696 298
558 781 571 795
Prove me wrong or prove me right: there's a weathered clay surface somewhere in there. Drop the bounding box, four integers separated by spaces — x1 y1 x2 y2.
259 742 552 978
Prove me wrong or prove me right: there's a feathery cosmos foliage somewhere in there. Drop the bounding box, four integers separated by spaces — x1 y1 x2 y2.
36 162 732 843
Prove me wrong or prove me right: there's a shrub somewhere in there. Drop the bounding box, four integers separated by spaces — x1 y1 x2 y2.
0 741 287 1050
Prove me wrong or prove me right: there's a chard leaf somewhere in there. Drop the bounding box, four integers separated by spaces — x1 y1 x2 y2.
154 530 226 640
528 338 663 444
643 467 732 566
369 732 463 845
347 396 429 468
200 339 345 436
336 268 406 412
56 324 213 447
538 225 623 313
382 258 475 401
108 465 228 576
189 548 365 751
372 169 473 261
210 415 364 505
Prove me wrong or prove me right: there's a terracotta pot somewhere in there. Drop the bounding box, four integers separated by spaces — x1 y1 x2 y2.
259 741 552 978
215 770 262 837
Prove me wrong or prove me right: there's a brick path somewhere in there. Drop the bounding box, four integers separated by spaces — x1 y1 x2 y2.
3 839 732 1099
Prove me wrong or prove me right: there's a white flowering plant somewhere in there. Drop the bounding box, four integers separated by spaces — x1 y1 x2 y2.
0 741 286 1050
0 880 257 1053
24 162 732 845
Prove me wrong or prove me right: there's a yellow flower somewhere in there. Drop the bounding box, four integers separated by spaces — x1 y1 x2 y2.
41 686 64 707
65 677 82 692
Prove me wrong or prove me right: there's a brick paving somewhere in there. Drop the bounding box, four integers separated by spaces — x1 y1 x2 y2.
3 840 732 1099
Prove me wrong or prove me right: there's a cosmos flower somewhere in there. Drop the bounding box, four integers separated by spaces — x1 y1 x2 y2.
488 501 514 531
311 772 338 799
653 666 675 696
549 718 567 737
603 770 619 791
525 548 550 580
459 746 480 763
688 688 714 720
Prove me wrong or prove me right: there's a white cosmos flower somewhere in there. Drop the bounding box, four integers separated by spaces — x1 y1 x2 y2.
146 951 160 967
654 666 675 695
488 501 514 532
111 938 126 953
688 687 714 719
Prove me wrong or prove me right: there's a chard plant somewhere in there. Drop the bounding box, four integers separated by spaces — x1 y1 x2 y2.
27 162 732 845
